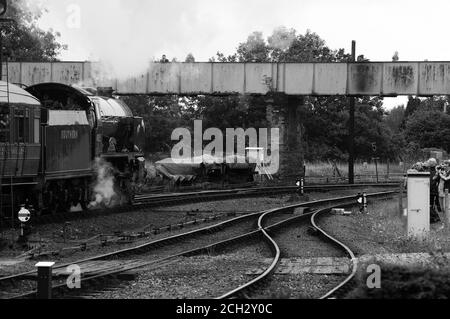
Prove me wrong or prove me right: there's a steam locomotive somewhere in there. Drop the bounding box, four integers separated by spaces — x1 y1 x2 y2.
0 81 146 221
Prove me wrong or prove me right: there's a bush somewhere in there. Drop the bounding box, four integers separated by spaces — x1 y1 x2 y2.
346 260 450 299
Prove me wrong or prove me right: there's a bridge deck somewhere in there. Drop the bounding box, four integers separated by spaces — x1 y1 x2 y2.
4 61 450 96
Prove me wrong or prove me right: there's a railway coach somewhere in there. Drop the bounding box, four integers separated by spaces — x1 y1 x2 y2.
0 81 41 220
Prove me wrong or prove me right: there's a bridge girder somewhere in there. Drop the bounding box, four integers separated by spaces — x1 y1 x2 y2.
5 61 450 96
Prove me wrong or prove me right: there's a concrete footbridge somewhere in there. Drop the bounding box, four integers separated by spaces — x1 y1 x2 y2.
5 61 450 96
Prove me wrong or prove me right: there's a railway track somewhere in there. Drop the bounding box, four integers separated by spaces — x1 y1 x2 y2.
133 182 399 204
12 182 399 227
216 203 362 299
215 205 354 298
0 190 396 299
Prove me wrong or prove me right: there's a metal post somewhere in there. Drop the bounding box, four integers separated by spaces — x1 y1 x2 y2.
0 24 2 80
357 192 363 212
386 161 390 181
35 262 55 299
10 176 13 229
445 189 450 229
375 158 379 183
444 189 448 214
348 41 356 185
300 177 304 195
363 192 368 214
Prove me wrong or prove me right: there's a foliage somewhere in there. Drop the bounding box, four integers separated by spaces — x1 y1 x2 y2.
404 96 422 119
346 262 450 299
122 95 198 153
404 109 450 152
184 53 195 63
235 31 270 62
2 0 67 61
385 105 405 133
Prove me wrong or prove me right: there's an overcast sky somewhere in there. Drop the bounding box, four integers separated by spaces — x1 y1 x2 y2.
35 0 450 109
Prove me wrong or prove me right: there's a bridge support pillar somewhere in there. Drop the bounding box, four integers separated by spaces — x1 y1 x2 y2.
265 94 304 181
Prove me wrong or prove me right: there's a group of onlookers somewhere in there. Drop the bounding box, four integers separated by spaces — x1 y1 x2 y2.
409 158 450 223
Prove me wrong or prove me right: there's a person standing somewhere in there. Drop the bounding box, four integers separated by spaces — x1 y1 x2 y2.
436 164 445 214
439 160 450 218
160 55 170 63
428 158 441 216
433 159 450 224
424 158 441 223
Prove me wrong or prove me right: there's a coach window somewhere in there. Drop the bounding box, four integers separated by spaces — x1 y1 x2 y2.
25 109 30 143
0 106 10 142
34 109 40 143
14 108 29 143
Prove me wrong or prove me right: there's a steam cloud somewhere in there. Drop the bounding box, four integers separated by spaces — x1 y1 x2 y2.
50 0 229 78
88 158 119 209
37 0 310 79
268 26 296 51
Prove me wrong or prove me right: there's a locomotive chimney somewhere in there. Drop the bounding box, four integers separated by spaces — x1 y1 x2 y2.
97 87 114 98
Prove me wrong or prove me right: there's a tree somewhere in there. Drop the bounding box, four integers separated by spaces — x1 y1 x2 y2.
385 105 405 133
209 51 237 62
267 26 296 61
236 31 270 62
275 29 350 63
123 95 199 153
185 53 195 63
404 96 421 119
404 109 450 152
2 0 67 61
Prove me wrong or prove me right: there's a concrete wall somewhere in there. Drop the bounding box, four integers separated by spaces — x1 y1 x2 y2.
7 61 450 96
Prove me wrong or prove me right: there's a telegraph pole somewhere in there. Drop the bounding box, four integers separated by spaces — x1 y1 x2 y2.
0 26 2 80
348 41 356 184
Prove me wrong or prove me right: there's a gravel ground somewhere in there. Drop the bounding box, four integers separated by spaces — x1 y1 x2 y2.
317 209 392 256
253 274 345 299
273 220 346 258
0 215 261 277
317 197 450 256
108 218 262 262
96 242 272 299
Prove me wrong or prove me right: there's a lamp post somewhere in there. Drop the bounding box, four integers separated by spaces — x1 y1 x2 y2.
0 1 15 80
348 40 356 184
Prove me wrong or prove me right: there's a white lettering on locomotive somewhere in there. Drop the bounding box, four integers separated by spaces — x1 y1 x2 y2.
61 130 79 140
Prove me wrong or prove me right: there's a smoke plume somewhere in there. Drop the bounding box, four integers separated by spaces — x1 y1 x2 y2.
50 0 230 78
88 158 119 209
268 26 297 51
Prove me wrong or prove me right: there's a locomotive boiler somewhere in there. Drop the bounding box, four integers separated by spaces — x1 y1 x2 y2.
0 81 146 221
